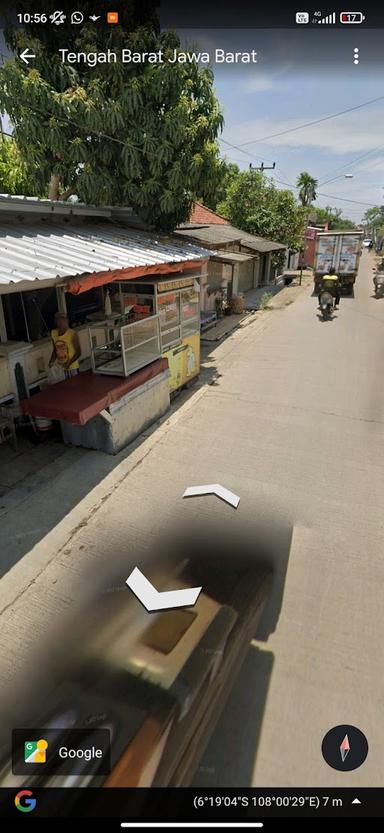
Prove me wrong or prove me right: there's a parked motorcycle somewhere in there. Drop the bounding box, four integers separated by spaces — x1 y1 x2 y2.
374 272 384 298
319 290 335 319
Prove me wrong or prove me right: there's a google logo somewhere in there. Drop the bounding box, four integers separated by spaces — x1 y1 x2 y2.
15 790 37 813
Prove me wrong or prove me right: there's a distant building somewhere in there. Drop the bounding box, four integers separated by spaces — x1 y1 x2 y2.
177 205 286 312
189 203 230 225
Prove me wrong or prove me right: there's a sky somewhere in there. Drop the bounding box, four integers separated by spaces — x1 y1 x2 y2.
1 22 383 223
180 28 384 223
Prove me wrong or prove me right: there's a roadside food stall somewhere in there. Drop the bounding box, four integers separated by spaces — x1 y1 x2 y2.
15 217 209 454
88 275 200 394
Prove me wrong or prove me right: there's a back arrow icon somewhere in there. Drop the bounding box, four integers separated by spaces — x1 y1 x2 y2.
20 49 36 65
126 567 202 612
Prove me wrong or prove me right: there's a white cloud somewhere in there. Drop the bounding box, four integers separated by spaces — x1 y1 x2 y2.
239 62 292 93
241 75 275 92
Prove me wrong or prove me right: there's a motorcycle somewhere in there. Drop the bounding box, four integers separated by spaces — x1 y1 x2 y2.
318 290 335 319
374 272 384 298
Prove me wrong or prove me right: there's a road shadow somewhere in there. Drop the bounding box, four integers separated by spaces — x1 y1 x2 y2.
253 522 293 642
316 313 339 322
0 365 223 576
192 646 274 787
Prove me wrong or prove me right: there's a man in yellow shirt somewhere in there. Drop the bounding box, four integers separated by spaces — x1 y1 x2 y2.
318 267 341 309
49 312 82 379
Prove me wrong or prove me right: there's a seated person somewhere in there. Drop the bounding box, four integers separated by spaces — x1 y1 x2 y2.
318 268 340 309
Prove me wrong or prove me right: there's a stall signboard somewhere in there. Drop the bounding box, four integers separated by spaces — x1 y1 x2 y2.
164 333 200 392
158 277 195 292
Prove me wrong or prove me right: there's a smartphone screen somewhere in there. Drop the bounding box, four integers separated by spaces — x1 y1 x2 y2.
0 1 382 828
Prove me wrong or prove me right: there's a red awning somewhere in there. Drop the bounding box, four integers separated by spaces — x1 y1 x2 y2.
65 259 206 295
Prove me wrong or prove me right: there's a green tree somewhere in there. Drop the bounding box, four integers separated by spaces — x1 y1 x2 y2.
296 171 318 207
311 205 356 230
363 206 384 232
202 159 240 211
0 137 37 195
0 1 223 230
218 168 305 269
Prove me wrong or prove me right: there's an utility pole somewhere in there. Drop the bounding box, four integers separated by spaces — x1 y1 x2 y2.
249 163 276 172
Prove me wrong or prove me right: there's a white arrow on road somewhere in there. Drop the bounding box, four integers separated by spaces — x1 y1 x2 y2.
182 483 240 508
126 567 202 612
20 49 36 65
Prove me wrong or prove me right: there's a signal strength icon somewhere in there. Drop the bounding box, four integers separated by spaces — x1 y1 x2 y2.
318 12 336 24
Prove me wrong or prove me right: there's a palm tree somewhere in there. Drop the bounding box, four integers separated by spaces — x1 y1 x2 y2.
296 172 318 207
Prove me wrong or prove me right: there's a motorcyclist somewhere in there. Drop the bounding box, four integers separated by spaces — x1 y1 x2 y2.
318 267 340 309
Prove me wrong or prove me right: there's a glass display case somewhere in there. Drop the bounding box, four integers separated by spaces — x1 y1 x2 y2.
117 277 201 393
88 276 201 390
89 314 161 377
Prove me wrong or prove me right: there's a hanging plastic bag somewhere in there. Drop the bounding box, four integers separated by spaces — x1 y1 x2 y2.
47 363 66 385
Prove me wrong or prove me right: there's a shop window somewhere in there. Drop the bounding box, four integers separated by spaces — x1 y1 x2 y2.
66 286 105 326
181 287 199 339
119 283 155 319
3 288 57 342
181 288 199 321
2 293 26 341
157 292 181 348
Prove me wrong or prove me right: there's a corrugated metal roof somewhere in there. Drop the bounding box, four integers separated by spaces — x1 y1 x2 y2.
0 193 111 217
0 222 212 286
175 223 286 253
212 251 255 263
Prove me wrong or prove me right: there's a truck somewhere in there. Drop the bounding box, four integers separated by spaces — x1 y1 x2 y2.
314 230 364 295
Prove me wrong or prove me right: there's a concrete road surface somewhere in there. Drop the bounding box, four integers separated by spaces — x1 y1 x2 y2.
1 250 383 788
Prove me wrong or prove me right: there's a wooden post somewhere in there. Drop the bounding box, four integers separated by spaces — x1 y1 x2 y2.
0 295 7 342
56 285 67 314
299 247 304 285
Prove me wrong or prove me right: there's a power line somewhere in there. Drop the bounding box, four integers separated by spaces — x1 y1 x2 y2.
219 136 271 165
220 139 378 208
316 191 378 207
9 102 146 153
318 145 384 186
219 137 296 187
236 95 384 147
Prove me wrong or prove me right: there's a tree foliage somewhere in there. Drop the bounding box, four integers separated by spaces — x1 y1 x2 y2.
311 205 356 230
363 206 384 242
0 137 37 195
202 159 240 211
363 206 384 229
296 171 318 207
0 1 223 230
218 168 305 258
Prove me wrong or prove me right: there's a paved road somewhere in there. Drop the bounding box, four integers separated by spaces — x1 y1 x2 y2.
194 249 384 787
1 251 383 788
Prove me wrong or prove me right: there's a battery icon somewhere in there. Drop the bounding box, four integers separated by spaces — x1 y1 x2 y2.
340 12 365 23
